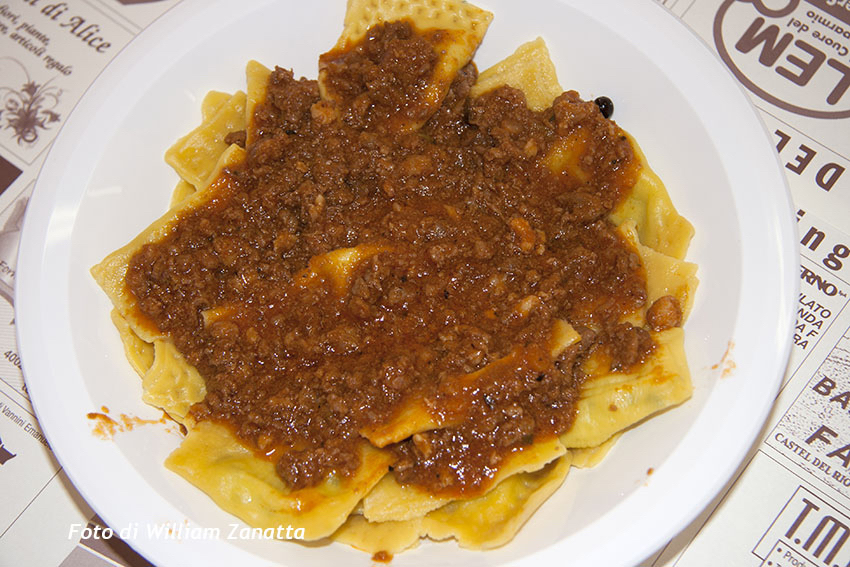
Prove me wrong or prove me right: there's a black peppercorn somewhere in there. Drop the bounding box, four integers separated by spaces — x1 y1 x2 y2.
594 96 614 119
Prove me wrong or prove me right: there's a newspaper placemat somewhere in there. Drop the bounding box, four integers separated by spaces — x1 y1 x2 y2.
648 1 850 566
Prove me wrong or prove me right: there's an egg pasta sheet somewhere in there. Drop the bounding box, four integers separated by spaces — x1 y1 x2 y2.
92 0 696 556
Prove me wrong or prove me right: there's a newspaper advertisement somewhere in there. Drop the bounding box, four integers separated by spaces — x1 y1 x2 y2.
0 1 178 565
648 1 850 566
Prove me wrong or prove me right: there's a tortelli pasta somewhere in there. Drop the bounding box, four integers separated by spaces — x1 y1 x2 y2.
91 0 697 557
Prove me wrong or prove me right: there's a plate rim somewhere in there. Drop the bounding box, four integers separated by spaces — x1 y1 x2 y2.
15 0 798 565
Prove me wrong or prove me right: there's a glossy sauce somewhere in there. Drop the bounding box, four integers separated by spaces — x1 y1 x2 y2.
125 21 661 496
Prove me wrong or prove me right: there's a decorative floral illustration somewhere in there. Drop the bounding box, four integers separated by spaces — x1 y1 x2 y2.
0 58 62 147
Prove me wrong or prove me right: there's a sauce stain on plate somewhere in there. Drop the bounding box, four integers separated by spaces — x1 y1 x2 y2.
712 340 737 379
86 406 184 440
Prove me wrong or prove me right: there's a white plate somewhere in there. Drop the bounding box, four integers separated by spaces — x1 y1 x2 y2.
16 0 798 566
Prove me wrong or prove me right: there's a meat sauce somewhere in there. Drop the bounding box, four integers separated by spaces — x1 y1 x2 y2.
125 21 673 496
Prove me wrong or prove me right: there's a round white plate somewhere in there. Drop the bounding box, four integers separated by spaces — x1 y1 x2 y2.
16 0 797 566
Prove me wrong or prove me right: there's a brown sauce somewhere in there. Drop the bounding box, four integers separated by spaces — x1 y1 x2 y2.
125 21 662 496
86 409 179 440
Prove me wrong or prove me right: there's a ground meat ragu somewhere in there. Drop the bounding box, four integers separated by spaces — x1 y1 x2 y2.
124 20 677 496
